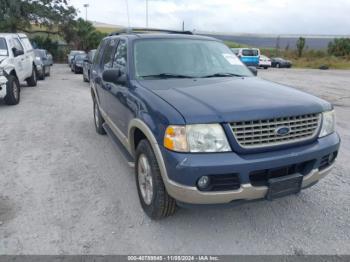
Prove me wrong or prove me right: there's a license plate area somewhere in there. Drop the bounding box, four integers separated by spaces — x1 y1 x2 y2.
266 173 303 200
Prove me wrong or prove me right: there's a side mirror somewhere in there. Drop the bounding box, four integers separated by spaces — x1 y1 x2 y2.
248 66 258 76
102 69 125 85
12 47 24 57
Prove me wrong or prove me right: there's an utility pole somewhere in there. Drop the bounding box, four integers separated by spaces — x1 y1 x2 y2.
83 4 89 21
146 0 149 28
182 21 185 31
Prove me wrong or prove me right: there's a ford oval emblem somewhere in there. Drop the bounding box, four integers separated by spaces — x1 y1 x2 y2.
275 126 290 136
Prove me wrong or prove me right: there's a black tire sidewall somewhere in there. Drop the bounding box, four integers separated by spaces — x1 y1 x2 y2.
135 140 176 219
26 67 37 86
93 101 106 135
4 75 20 105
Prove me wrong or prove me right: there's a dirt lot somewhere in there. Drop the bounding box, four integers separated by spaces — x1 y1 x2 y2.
0 65 349 255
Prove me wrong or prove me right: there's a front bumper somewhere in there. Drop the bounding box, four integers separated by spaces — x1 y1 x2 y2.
0 75 8 98
166 163 334 205
161 132 340 204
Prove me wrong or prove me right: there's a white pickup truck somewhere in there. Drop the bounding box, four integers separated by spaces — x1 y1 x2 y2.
0 33 37 105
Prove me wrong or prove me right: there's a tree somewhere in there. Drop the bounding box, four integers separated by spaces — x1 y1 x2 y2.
296 37 306 57
0 0 77 33
328 38 350 57
69 18 107 51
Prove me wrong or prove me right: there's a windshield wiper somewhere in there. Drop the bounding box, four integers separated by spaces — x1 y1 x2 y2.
201 72 244 78
140 73 195 79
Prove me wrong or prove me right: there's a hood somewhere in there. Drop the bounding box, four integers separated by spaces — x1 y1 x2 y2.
138 77 331 124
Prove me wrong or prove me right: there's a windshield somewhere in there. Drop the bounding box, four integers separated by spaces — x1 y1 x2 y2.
70 51 85 56
242 49 259 56
34 49 45 57
134 39 252 79
0 38 8 56
75 54 86 61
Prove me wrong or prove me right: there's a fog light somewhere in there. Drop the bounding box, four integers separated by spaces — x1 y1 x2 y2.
197 176 210 190
328 152 336 164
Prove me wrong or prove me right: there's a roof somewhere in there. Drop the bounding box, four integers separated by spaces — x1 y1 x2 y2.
106 33 218 42
0 33 29 39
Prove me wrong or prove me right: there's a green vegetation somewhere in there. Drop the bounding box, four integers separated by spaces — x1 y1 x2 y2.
296 37 306 57
0 1 107 62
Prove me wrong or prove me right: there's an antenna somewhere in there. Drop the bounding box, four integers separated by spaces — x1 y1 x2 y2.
125 0 131 28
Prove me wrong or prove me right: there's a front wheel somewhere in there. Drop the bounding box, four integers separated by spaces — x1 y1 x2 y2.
46 66 51 77
93 101 106 135
39 67 45 80
135 140 177 219
26 67 37 86
4 75 20 105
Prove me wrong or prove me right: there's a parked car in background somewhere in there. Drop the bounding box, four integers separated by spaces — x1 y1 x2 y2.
67 50 86 67
34 49 52 80
259 55 272 69
83 49 96 82
231 48 260 67
271 57 292 68
91 30 340 219
71 53 87 74
0 33 37 105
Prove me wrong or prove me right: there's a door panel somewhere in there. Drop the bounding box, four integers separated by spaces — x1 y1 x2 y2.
104 40 130 135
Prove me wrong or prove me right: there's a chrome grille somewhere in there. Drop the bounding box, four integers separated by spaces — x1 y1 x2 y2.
231 113 321 149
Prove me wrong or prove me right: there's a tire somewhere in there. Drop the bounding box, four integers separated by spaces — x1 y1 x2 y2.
93 100 106 135
4 75 20 105
74 66 79 74
276 63 281 68
39 67 45 80
83 72 88 82
46 66 51 77
26 67 37 87
264 67 268 70
135 140 177 220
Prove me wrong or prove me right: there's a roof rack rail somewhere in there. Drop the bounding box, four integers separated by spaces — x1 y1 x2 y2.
108 28 193 36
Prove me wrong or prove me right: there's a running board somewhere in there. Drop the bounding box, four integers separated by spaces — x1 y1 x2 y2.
103 123 135 168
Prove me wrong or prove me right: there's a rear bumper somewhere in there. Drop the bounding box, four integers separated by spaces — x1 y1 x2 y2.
161 132 340 204
0 76 8 98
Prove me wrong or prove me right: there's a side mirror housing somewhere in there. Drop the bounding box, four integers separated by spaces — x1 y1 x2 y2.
248 66 258 76
12 47 24 57
102 69 126 85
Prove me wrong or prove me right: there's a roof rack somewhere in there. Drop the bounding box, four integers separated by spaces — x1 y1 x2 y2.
108 28 193 36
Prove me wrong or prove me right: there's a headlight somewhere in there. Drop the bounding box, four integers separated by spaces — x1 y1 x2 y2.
35 57 41 61
319 110 335 138
164 124 231 153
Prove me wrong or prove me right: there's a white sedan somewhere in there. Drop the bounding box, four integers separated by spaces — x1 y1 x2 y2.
259 55 272 69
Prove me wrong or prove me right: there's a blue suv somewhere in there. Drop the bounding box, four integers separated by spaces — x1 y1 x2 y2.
90 29 340 219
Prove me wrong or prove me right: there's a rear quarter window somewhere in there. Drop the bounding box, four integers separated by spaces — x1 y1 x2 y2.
0 38 8 56
20 37 33 51
242 49 259 56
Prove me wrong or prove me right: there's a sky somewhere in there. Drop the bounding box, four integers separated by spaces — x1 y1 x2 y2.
69 0 350 35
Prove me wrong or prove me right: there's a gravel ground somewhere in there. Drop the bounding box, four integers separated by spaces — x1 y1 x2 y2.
0 65 349 255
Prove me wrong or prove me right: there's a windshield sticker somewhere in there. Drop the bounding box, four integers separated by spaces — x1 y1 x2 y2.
222 53 241 65
0 50 7 56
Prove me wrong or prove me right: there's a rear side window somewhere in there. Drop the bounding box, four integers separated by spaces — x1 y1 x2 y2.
242 49 259 56
0 38 8 56
101 38 118 70
20 37 33 51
